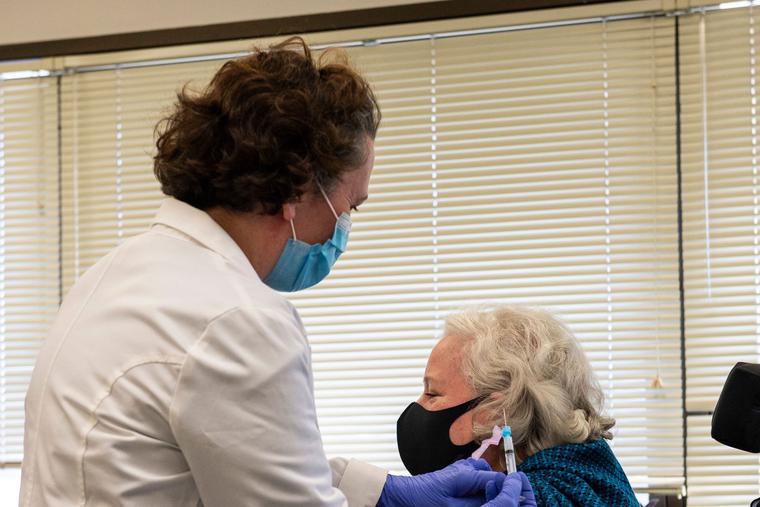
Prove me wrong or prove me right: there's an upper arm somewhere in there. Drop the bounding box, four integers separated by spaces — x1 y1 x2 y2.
169 307 347 507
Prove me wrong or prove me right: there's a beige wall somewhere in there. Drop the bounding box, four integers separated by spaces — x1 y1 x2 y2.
0 0 441 46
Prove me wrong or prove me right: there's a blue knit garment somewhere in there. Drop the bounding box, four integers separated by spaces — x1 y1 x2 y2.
517 438 639 507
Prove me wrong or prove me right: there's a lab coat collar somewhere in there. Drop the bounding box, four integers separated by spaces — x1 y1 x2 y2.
151 197 257 278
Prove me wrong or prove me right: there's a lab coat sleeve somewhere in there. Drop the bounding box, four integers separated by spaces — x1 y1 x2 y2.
170 306 352 506
330 458 388 507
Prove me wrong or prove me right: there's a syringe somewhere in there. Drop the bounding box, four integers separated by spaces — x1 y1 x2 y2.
501 425 517 474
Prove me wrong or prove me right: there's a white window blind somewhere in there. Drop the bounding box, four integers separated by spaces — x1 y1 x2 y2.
681 7 760 506
12 3 760 501
50 16 685 493
289 17 684 490
0 75 60 463
60 61 222 289
292 40 441 470
436 18 682 487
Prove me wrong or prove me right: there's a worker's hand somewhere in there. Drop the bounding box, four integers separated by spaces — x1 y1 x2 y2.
483 472 536 507
377 458 503 507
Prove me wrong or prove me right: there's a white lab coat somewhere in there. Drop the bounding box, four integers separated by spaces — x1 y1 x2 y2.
19 198 387 506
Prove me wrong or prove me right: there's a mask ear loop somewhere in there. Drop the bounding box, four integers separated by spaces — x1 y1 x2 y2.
290 182 339 241
317 182 340 220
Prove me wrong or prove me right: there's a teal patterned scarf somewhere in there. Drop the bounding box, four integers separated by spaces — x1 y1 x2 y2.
517 438 639 506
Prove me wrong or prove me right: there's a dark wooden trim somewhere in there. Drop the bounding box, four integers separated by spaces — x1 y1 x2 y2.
1 0 629 61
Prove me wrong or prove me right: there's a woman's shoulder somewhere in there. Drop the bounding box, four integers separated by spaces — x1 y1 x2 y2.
520 438 614 469
518 439 638 507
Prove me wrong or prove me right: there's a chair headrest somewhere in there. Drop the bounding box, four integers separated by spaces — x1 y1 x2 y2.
712 362 760 453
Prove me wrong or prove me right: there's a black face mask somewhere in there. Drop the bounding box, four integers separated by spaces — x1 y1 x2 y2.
396 398 481 475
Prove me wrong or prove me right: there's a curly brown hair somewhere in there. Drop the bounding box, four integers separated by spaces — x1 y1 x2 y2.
153 36 380 214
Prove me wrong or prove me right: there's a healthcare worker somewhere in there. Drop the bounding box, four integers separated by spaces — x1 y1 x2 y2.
19 37 532 506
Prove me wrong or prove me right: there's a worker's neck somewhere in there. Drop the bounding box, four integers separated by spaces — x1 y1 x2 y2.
206 207 287 281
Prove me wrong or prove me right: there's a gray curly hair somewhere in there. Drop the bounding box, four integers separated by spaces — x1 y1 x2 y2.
445 305 615 460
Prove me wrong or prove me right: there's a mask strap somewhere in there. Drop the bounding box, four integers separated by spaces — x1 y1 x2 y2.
317 182 339 220
289 182 337 241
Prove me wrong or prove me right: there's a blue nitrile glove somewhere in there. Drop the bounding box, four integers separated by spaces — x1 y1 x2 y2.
483 472 537 507
377 458 504 507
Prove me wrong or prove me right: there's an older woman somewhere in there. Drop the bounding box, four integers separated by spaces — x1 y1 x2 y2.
396 305 639 506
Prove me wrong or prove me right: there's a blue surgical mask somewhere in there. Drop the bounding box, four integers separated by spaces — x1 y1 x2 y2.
263 184 351 292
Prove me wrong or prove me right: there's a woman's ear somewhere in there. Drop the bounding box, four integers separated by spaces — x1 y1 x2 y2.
472 392 506 426
488 391 506 404
281 202 296 222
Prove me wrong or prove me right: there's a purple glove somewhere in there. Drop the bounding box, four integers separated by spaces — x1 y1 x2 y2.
483 472 537 507
377 458 505 507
